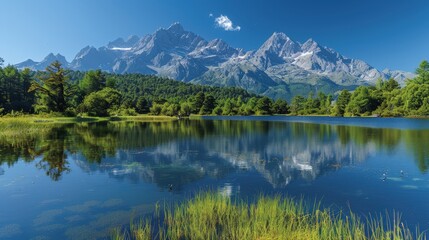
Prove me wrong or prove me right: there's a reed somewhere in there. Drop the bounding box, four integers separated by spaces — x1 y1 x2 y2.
0 117 57 141
0 115 176 141
112 192 426 240
117 115 177 122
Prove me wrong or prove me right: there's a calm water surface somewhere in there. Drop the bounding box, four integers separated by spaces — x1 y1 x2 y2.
1 116 429 239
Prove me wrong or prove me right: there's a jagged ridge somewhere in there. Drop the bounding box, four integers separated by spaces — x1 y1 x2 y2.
16 23 414 100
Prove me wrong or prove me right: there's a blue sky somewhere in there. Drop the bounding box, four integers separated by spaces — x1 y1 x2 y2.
0 0 428 71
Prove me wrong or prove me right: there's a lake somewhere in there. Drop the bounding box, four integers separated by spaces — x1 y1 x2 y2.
1 116 429 239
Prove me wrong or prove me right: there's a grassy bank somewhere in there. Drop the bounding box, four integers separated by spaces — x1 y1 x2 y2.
112 192 425 240
0 114 177 123
0 117 59 140
0 115 176 140
114 115 177 122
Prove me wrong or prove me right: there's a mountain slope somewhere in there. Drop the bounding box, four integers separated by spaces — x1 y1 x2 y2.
16 53 69 70
15 23 415 100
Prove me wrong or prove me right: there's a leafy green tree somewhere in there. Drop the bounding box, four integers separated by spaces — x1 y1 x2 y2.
383 78 400 92
200 95 215 115
402 82 429 113
415 60 429 84
418 98 429 115
346 86 371 116
212 106 223 115
290 96 305 115
29 61 73 113
165 103 180 116
272 99 289 114
304 92 320 114
192 91 205 113
79 70 106 95
106 77 117 88
20 69 36 112
98 87 122 109
3 66 21 111
320 93 332 115
372 79 401 116
333 90 351 116
150 103 163 115
0 67 4 109
222 99 235 115
256 96 273 115
241 97 258 115
81 87 122 116
136 96 150 114
0 66 34 113
120 97 133 109
82 92 109 116
180 102 192 116
153 97 167 105
375 78 385 90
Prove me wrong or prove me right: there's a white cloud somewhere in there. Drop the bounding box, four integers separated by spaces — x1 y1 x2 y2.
214 15 241 31
209 13 213 17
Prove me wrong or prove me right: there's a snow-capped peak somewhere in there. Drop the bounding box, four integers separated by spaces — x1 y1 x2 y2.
167 22 185 34
111 47 132 51
257 32 301 58
15 22 414 91
301 38 319 52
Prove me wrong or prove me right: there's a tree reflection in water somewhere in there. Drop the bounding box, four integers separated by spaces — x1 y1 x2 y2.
0 119 428 185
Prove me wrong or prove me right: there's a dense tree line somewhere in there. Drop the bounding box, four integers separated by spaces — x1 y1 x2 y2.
1 59 429 117
0 60 289 117
290 60 429 117
0 58 35 114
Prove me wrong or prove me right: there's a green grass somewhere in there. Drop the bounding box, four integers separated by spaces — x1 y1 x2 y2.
113 192 426 240
0 114 176 142
113 115 178 122
188 114 204 120
0 117 57 140
0 116 109 140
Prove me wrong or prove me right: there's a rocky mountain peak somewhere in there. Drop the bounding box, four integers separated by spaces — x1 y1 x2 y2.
167 22 185 34
15 23 415 99
257 32 301 59
261 32 294 50
107 38 125 48
74 46 98 59
108 35 140 49
301 38 320 52
42 53 68 65
206 39 231 52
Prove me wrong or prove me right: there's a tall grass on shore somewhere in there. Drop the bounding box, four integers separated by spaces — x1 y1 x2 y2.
0 117 57 141
112 192 425 240
0 115 176 141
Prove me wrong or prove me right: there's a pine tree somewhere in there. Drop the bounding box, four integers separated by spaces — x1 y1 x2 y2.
29 61 72 113
334 90 351 116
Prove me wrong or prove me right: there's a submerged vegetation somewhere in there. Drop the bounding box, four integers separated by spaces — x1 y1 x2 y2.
112 192 425 240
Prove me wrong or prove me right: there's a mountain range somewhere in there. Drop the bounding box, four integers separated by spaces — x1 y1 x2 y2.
16 23 415 100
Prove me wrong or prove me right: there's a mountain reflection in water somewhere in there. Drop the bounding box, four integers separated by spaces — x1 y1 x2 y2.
1 117 429 239
1 119 427 189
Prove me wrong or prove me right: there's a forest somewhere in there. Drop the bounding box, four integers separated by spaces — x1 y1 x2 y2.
289 61 429 117
0 58 428 117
